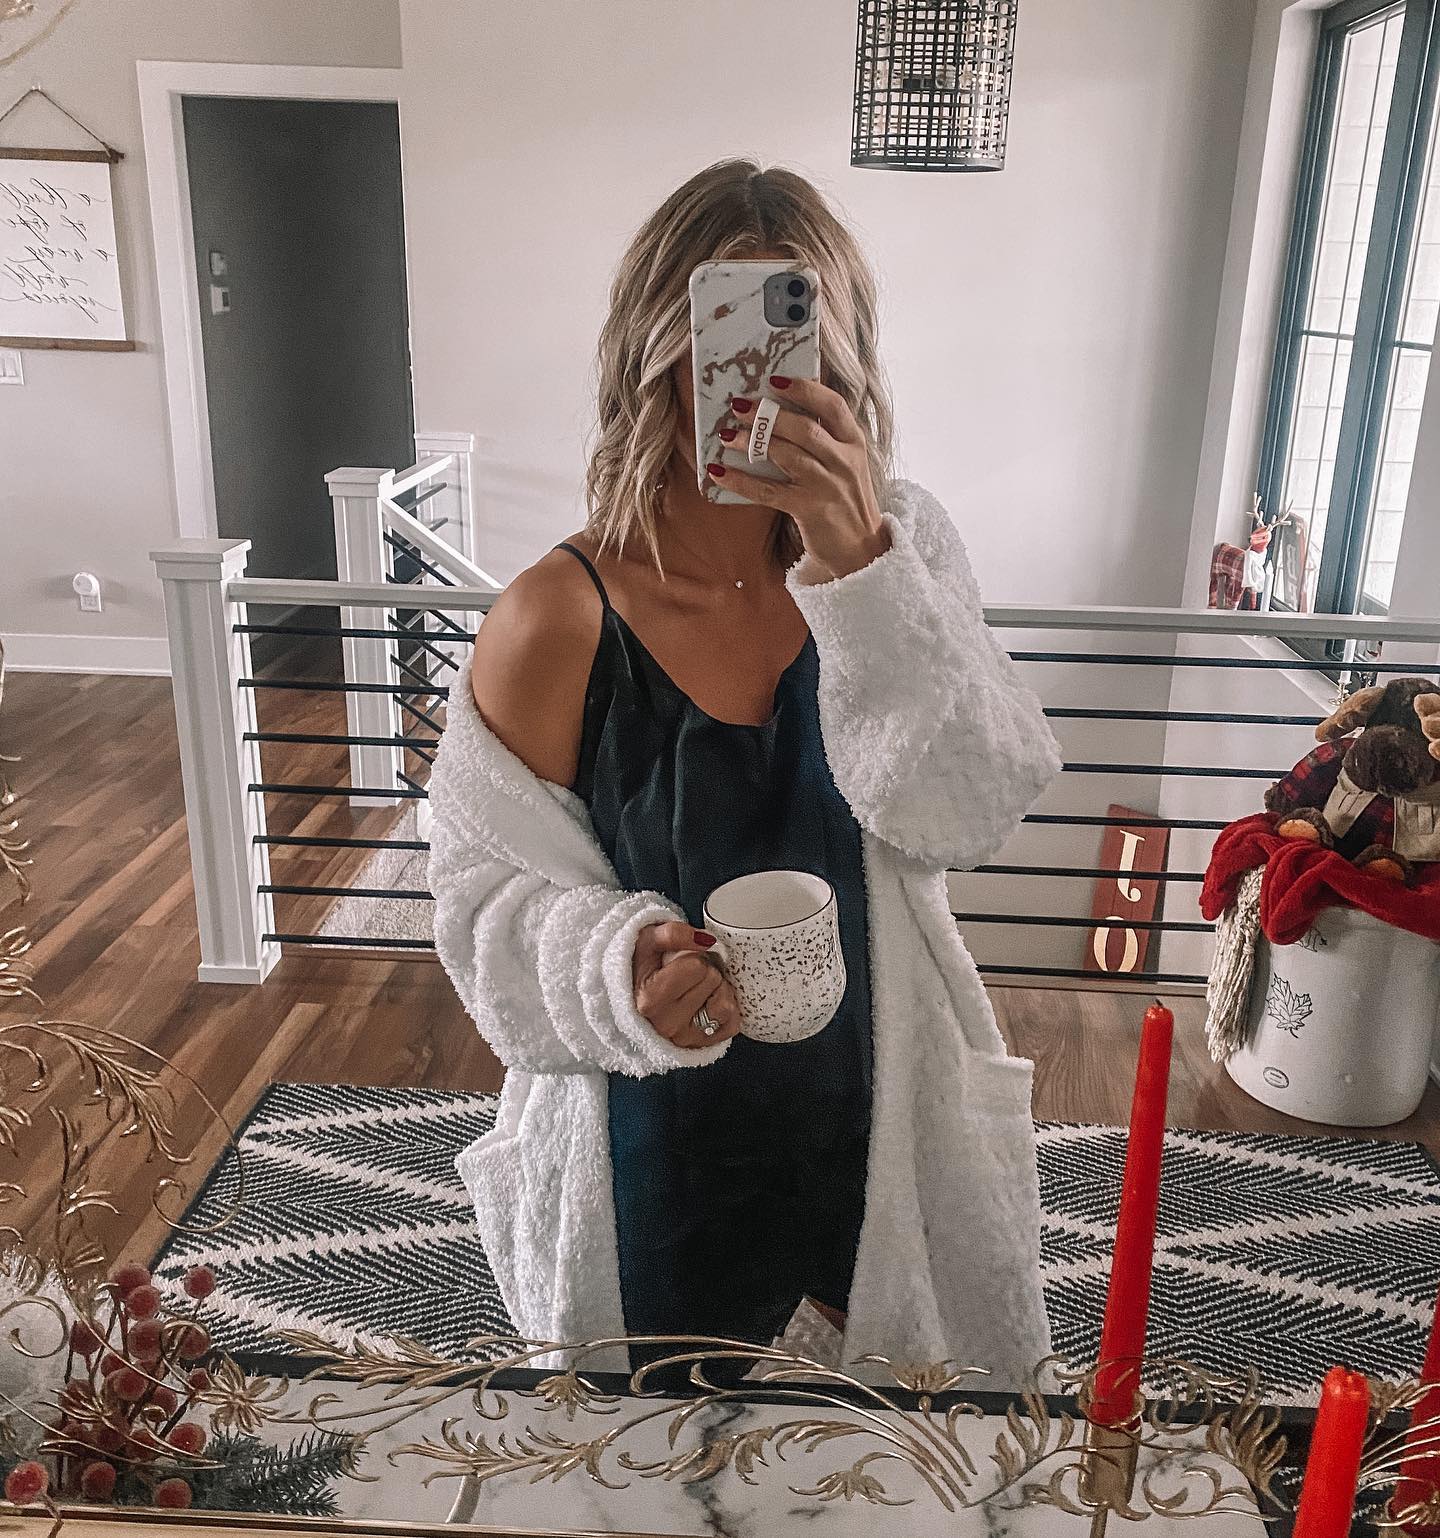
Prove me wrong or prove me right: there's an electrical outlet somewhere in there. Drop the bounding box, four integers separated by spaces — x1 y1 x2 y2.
72 573 102 613
0 349 22 386
209 284 230 316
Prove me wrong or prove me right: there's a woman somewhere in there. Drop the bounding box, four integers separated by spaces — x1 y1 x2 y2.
428 160 1061 1383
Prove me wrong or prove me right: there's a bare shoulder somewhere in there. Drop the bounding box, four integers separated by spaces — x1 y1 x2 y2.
469 537 602 787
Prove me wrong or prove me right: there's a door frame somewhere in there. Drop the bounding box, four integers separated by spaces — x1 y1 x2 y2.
137 61 404 539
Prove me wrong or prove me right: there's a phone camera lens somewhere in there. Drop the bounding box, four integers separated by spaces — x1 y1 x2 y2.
786 303 805 323
786 277 807 298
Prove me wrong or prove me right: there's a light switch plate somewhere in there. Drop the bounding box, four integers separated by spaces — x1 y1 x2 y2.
209 284 230 315
208 250 228 277
0 349 23 386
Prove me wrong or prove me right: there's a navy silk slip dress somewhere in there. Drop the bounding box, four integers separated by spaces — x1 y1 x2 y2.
554 541 874 1357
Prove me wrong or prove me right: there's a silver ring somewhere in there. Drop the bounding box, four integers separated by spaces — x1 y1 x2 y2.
695 1006 719 1038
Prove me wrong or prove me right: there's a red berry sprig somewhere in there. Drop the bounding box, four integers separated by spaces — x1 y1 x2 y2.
4 1461 48 1505
19 1258 223 1513
154 1477 193 1509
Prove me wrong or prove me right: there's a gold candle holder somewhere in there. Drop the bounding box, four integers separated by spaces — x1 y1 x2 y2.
1079 1418 1141 1538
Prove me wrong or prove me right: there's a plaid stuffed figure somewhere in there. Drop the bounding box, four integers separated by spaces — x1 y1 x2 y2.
1266 740 1396 860
1264 679 1440 879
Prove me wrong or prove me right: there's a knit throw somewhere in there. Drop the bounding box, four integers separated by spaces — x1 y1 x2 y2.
1204 866 1263 1063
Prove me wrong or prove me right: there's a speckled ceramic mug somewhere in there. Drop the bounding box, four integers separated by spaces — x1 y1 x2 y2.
701 870 847 1044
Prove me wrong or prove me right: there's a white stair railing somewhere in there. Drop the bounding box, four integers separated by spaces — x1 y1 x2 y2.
326 435 498 807
412 430 476 559
327 467 407 808
152 535 501 984
151 539 281 984
149 542 1440 988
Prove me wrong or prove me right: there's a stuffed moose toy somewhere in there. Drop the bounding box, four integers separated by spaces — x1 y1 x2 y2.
1266 677 1440 882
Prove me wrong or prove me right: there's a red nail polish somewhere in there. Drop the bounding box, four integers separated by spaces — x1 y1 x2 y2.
731 398 754 414
770 374 792 389
706 462 727 478
717 427 738 442
694 929 716 947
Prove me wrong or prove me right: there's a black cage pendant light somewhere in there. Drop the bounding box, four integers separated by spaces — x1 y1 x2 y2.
851 0 1018 172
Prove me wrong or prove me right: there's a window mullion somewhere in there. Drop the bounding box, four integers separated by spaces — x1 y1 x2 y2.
1318 0 1440 616
1257 27 1347 522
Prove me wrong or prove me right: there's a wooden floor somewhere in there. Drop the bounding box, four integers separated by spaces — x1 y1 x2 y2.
4 661 1439 1269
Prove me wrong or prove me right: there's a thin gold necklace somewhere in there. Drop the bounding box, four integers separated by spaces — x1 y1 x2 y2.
662 506 777 592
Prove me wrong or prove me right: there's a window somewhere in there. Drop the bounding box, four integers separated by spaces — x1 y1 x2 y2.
1258 0 1440 623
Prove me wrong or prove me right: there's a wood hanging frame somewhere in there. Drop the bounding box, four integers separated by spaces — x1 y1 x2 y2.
0 84 135 350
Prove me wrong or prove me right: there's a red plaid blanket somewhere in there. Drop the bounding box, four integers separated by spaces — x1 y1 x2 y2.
1200 813 1440 945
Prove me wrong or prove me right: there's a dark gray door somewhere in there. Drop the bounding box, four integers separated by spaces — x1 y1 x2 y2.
182 96 414 583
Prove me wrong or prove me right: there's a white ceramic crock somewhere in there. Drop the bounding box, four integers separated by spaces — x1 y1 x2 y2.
1227 906 1440 1126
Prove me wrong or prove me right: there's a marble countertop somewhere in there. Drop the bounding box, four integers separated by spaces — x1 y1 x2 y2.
240 1372 1273 1537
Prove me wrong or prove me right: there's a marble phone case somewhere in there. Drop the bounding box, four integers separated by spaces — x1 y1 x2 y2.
689 260 821 506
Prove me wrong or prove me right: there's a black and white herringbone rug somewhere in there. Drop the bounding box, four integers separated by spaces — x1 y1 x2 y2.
152 1083 1440 1404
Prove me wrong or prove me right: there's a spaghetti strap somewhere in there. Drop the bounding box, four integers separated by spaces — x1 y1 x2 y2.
555 541 610 610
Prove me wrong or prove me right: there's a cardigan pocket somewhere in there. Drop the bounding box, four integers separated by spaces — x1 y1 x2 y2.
965 1054 1042 1230
455 1119 536 1335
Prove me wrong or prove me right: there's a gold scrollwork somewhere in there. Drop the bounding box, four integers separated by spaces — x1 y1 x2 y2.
194 1332 1290 1523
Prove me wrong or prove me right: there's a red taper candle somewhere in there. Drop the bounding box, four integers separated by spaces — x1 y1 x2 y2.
1293 1367 1370 1538
1089 1000 1174 1427
1395 1280 1440 1532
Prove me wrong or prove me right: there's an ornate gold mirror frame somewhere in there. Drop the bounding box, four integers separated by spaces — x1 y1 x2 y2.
4 640 1440 1537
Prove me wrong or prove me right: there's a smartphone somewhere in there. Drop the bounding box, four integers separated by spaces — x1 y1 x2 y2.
689 260 821 505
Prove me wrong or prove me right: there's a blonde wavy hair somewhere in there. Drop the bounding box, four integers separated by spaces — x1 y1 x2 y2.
584 159 895 573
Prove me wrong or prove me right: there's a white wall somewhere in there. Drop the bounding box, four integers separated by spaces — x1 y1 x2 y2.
398 0 1257 605
393 0 1258 979
3 0 1258 676
0 0 402 673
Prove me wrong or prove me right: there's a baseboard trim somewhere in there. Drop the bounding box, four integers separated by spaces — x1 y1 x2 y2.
2 632 171 675
198 960 277 986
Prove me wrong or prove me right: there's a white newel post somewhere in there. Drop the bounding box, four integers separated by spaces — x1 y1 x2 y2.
412 430 476 560
151 540 280 986
327 467 404 806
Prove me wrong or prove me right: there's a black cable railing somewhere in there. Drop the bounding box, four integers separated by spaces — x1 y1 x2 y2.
383 530 457 588
954 913 1212 933
258 834 429 851
245 731 440 750
391 652 441 692
241 677 447 696
1014 650 1440 672
973 864 1204 882
975 965 1204 983
261 883 434 901
387 621 462 674
234 606 1433 986
251 782 428 799
235 622 476 643
391 481 448 516
262 932 437 951
397 697 445 736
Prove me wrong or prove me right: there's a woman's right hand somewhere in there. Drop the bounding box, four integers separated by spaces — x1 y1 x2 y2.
632 922 743 1051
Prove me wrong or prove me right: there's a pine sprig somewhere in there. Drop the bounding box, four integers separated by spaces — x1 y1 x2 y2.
161 1430 364 1518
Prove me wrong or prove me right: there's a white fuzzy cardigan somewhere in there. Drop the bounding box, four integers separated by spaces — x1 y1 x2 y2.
427 480 1062 1383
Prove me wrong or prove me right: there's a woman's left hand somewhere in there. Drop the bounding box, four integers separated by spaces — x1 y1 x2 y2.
707 376 892 581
